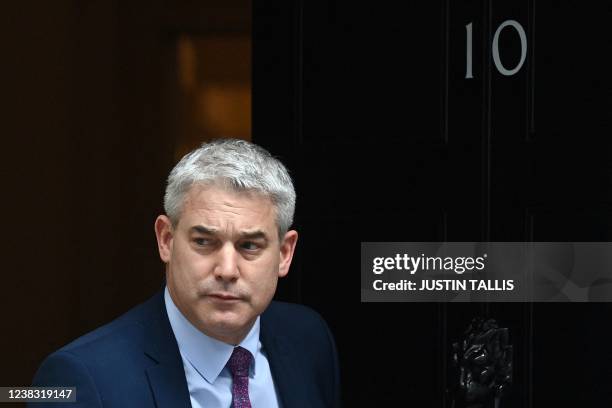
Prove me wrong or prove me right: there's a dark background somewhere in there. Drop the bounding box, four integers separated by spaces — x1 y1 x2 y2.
3 1 612 407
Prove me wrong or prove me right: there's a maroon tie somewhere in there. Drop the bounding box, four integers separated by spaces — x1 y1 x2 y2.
228 346 253 408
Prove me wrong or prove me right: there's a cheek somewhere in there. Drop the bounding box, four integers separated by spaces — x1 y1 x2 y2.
171 244 210 282
245 258 280 297
248 252 279 276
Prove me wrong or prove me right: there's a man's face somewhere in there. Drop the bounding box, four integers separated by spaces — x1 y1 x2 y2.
155 184 297 345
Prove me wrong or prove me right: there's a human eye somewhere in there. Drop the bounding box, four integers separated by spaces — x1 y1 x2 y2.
239 241 261 252
193 237 213 247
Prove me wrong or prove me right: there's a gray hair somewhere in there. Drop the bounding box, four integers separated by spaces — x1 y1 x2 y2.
164 139 296 237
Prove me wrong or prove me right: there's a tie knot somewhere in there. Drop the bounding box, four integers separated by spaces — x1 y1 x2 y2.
228 346 253 378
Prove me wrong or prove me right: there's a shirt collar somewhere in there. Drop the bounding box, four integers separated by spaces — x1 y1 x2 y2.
164 286 260 384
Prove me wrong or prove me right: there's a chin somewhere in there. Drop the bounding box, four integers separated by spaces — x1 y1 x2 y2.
204 311 249 331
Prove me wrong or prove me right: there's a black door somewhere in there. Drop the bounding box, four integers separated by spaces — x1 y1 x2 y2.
254 1 612 406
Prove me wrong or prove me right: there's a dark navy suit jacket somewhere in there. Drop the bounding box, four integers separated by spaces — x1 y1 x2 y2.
31 291 341 407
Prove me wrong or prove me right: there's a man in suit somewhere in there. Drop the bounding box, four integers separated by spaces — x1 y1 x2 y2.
32 139 341 407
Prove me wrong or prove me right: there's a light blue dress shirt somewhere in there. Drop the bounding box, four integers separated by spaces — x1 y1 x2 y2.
164 287 281 408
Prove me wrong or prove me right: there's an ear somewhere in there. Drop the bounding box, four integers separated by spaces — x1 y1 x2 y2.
155 215 174 263
278 230 298 278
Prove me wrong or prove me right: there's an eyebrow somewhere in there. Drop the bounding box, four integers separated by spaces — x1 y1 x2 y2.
239 230 268 241
190 225 219 235
189 225 269 241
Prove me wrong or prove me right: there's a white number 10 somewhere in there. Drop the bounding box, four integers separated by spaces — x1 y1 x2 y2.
465 20 527 79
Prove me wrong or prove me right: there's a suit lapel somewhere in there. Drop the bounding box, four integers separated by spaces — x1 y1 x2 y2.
261 325 310 408
139 293 315 408
145 361 192 408
142 293 192 408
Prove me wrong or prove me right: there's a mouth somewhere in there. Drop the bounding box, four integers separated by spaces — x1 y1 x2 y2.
208 292 242 301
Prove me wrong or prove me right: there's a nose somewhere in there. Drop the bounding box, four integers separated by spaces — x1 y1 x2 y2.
213 242 240 282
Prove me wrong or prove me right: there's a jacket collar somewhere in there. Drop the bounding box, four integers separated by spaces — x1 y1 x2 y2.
260 304 311 408
142 291 192 408
140 292 309 408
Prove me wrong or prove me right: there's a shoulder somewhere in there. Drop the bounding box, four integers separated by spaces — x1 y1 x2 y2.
263 300 332 337
263 300 327 324
261 301 338 361
31 292 166 397
56 292 161 358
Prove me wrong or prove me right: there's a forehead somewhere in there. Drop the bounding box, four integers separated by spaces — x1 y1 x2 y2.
179 184 277 233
